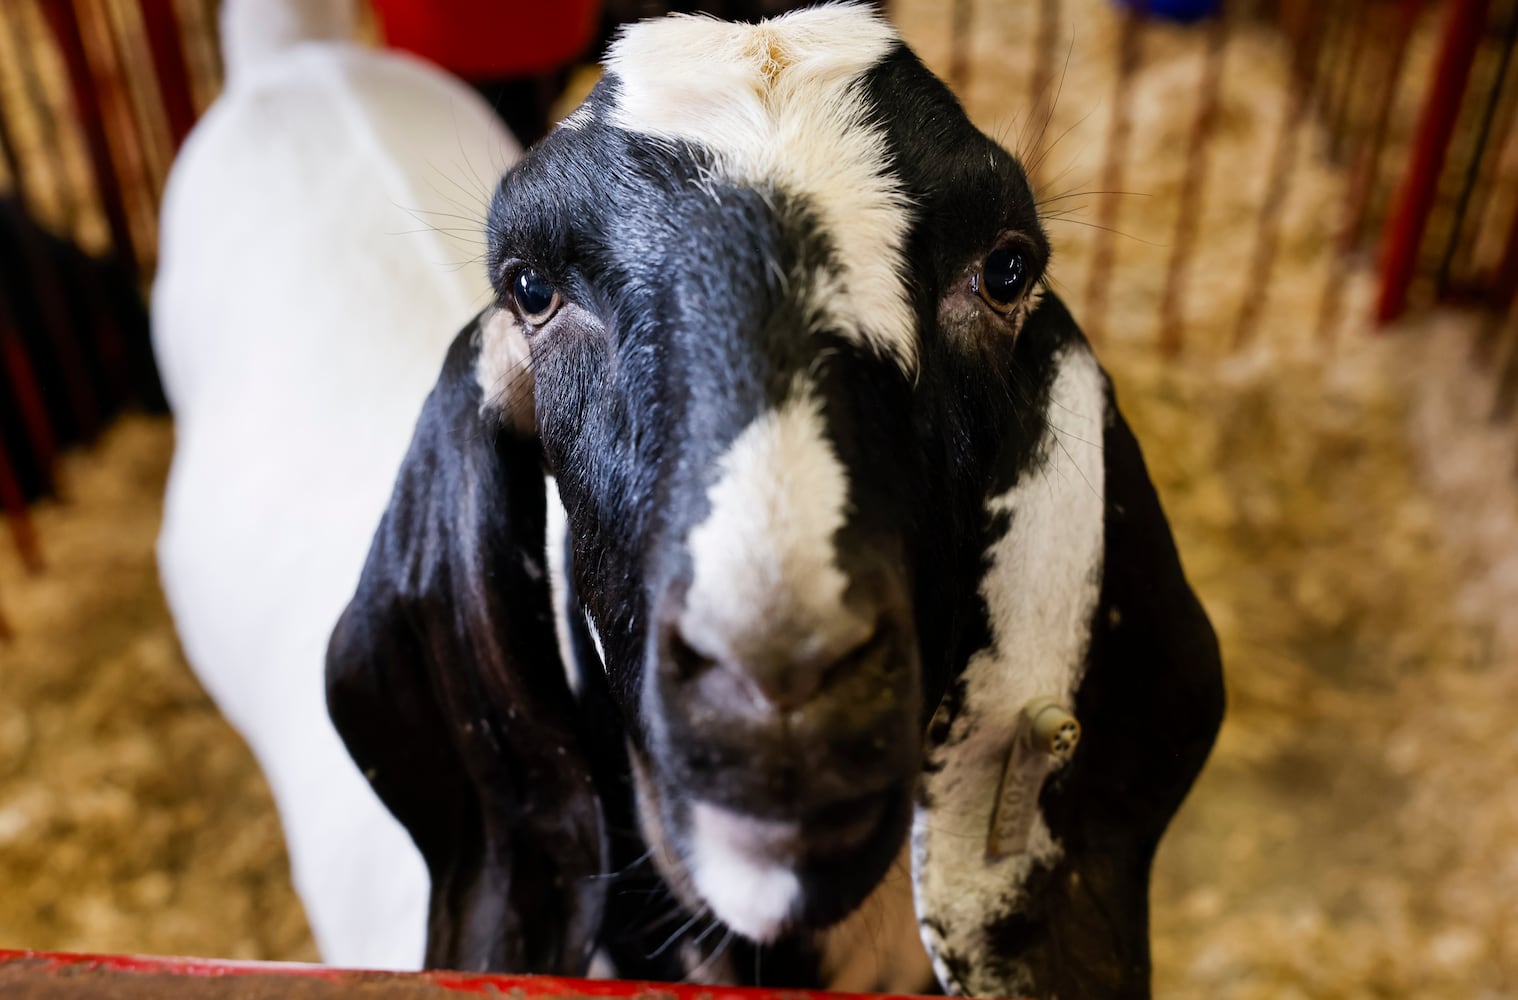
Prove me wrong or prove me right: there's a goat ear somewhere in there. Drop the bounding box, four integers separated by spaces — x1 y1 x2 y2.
326 308 604 974
913 293 1224 998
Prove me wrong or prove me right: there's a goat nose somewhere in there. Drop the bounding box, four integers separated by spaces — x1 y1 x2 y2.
663 612 888 714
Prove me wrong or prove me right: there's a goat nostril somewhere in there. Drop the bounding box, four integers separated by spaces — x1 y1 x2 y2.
745 617 893 712
667 625 717 681
819 617 892 690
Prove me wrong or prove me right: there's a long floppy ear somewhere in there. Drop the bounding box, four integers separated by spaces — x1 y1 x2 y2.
913 293 1224 999
326 308 605 974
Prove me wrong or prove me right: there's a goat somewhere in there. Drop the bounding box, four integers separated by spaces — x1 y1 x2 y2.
325 5 1224 998
151 0 520 970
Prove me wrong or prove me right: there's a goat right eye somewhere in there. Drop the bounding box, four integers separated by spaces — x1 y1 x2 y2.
511 268 562 324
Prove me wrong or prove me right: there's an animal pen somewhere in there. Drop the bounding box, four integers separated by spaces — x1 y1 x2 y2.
1 0 1516 997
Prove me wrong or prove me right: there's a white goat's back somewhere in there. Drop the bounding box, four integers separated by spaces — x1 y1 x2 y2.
152 35 518 970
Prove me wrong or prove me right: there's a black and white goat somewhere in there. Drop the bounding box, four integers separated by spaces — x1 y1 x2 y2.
325 6 1224 998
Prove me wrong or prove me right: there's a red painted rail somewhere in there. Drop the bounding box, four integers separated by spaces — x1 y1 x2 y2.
0 950 952 1000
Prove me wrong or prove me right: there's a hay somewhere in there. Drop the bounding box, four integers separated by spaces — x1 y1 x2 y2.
0 417 315 962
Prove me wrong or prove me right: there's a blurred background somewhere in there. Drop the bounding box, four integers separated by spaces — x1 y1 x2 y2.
0 0 1516 997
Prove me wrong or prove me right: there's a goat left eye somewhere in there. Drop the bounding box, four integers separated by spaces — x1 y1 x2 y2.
975 248 1028 312
512 268 561 324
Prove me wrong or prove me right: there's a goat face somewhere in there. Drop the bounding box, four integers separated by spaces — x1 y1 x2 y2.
486 8 1054 944
329 6 1222 996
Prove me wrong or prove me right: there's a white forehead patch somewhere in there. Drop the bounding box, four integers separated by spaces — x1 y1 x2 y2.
605 5 916 373
679 386 863 672
911 345 1107 996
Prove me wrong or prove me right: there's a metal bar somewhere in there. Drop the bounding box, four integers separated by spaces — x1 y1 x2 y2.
1325 0 1370 162
0 65 102 450
1451 22 1518 300
1343 0 1424 254
1235 0 1324 349
1159 6 1228 356
39 0 139 273
0 277 60 500
1374 0 1493 324
0 950 939 1000
41 0 137 411
1436 0 1517 296
1084 0 1147 342
138 0 199 150
0 436 44 575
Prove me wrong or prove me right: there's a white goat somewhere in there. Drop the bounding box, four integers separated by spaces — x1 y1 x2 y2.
152 0 517 969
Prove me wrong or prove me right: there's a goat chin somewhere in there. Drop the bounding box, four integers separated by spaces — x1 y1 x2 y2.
151 9 520 970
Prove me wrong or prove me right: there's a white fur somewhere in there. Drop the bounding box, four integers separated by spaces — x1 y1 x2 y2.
557 103 595 132
219 0 356 82
910 346 1107 996
605 5 916 373
544 475 579 697
153 7 519 969
687 802 802 942
585 611 607 667
679 386 866 674
475 307 534 432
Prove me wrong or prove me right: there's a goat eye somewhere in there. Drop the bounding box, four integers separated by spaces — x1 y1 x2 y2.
512 268 561 324
975 248 1028 312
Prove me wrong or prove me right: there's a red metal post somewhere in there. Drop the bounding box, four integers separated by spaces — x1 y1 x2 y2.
0 439 44 575
1374 0 1492 324
138 0 199 150
1342 0 1423 254
40 0 140 274
1159 7 1228 356
38 0 138 413
0 19 104 447
0 315 59 498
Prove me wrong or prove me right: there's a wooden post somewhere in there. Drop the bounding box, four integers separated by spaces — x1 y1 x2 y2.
1436 0 1518 297
0 279 59 500
1159 7 1228 356
1324 0 1369 163
1085 0 1147 342
1374 0 1492 324
0 438 44 575
949 0 972 96
1235 0 1324 349
1026 0 1060 189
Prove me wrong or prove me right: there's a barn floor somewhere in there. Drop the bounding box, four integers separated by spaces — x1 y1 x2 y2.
2 1 1517 997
